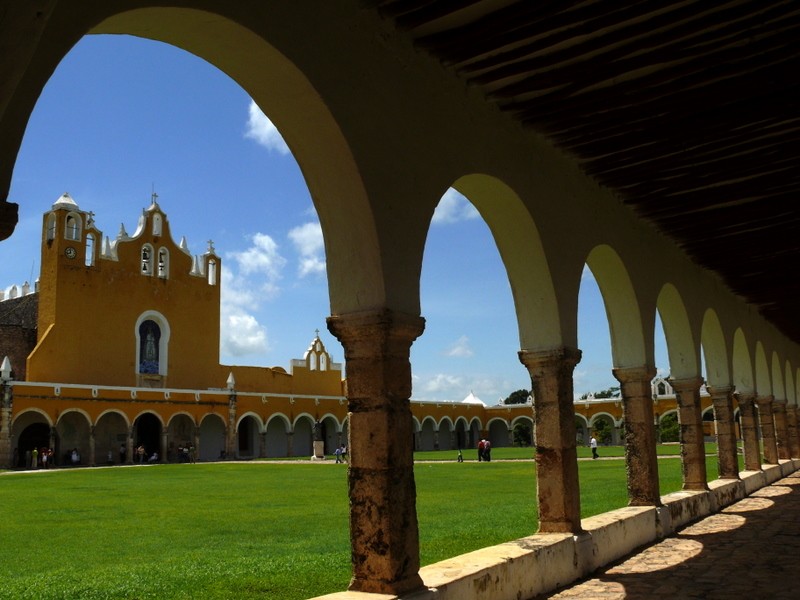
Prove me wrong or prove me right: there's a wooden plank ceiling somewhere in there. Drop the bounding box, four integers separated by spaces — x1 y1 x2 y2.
367 0 800 347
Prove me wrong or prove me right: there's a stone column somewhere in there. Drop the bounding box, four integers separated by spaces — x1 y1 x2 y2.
772 399 790 460
706 385 739 479
226 391 237 459
756 395 778 464
736 393 761 470
508 428 514 446
670 377 708 490
160 428 168 463
89 426 96 467
286 432 294 457
518 347 583 533
127 428 134 465
613 366 660 505
786 405 800 459
328 309 425 595
0 381 12 468
433 430 440 450
194 426 201 462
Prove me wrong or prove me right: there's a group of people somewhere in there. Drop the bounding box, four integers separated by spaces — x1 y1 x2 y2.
333 444 347 463
26 446 55 469
477 438 492 462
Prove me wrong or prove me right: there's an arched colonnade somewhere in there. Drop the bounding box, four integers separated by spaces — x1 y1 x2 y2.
1 3 799 596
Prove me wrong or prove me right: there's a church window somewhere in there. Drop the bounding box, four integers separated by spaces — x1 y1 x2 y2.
65 213 81 241
152 213 163 237
158 248 169 278
309 353 317 370
320 353 328 371
138 320 161 374
208 259 217 285
46 214 56 241
657 382 667 396
85 234 95 266
141 244 154 275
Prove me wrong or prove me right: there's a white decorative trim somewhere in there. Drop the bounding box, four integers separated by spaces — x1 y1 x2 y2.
91 387 98 398
131 390 137 399
54 386 61 396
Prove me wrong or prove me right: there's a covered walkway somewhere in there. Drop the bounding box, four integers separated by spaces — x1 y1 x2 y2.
542 471 800 599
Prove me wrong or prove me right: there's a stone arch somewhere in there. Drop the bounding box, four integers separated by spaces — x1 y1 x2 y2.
265 413 291 458
449 174 562 350
56 408 92 466
656 283 700 380
167 411 197 461
468 417 482 449
589 413 617 445
771 351 786 400
437 416 454 451
132 411 163 461
319 413 340 455
95 409 129 465
700 309 731 388
237 412 262 459
786 362 797 406
199 413 226 462
453 416 469 450
418 416 436 451
292 414 315 457
86 9 383 316
732 328 755 394
486 417 510 448
585 245 649 368
754 342 771 396
575 414 589 445
11 409 53 468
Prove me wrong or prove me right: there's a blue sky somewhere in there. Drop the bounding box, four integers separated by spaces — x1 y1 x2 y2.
1 35 669 402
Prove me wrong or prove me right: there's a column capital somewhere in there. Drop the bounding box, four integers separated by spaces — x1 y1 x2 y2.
706 384 734 399
612 365 656 385
518 346 581 374
755 394 774 406
327 309 425 353
669 376 704 393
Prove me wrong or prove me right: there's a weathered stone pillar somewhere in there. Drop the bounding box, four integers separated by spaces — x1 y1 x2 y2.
772 399 790 460
89 426 96 467
127 427 134 465
0 381 12 468
518 347 583 533
226 390 237 459
160 428 168 463
613 366 660 505
508 428 514 446
328 309 425 595
755 395 778 464
786 405 800 459
433 430 440 450
706 385 739 479
194 426 201 462
736 393 761 470
286 432 294 457
670 377 708 490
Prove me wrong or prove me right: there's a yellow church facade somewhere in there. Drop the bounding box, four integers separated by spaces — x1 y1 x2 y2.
1 194 703 468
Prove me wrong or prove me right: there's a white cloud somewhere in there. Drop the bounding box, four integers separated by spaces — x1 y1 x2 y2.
222 312 269 357
288 221 326 277
228 233 286 283
219 233 288 360
244 100 290 155
445 335 473 358
432 188 480 225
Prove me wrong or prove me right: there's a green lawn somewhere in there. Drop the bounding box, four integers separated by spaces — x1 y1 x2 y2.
0 454 721 600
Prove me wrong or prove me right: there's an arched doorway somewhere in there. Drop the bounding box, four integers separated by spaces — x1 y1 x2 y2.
199 414 226 462
133 413 162 462
95 411 128 465
57 411 91 466
16 422 51 468
237 415 261 459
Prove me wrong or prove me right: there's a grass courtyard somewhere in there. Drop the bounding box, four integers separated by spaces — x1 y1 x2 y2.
0 448 723 599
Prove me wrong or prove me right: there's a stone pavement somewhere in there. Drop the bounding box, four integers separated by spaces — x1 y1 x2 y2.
539 471 800 600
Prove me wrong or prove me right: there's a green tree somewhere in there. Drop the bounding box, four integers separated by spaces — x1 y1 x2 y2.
513 422 532 446
504 389 530 405
593 419 613 444
659 413 680 442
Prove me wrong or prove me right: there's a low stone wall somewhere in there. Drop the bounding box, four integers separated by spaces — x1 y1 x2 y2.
311 460 800 600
